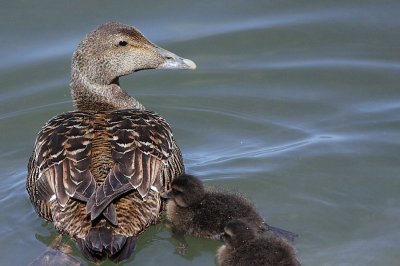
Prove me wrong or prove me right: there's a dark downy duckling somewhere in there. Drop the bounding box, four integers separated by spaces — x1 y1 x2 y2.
163 174 297 240
27 22 195 263
217 219 300 266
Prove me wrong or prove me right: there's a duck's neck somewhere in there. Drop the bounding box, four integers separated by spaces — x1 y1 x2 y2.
70 67 145 112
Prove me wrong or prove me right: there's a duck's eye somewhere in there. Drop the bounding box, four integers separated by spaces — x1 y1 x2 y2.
119 41 128 46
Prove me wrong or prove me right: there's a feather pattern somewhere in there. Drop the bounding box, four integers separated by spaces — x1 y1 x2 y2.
27 109 184 257
31 112 97 208
86 110 175 221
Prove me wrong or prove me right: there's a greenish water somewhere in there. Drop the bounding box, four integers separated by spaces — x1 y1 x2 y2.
1 1 400 265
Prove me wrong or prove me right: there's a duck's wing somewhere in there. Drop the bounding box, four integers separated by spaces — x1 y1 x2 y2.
86 110 182 222
27 112 97 217
27 110 182 224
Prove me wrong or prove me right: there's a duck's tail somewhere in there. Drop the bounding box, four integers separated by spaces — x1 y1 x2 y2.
76 227 136 263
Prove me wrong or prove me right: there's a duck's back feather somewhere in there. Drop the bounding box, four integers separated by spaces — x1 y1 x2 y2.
34 112 96 205
27 109 184 261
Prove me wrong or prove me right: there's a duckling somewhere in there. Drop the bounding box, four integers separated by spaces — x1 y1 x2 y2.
163 174 297 240
26 22 196 263
217 219 300 266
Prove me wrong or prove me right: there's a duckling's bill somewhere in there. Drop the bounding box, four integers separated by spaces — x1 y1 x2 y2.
161 190 174 199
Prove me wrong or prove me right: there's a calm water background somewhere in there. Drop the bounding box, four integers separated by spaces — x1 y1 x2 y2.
1 1 399 265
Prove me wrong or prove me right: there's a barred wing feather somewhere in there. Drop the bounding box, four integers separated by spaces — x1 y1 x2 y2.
29 110 177 225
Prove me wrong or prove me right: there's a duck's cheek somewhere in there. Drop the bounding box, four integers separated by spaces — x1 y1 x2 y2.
129 47 164 72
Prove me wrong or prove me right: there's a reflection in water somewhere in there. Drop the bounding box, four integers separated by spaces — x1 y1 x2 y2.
30 235 81 266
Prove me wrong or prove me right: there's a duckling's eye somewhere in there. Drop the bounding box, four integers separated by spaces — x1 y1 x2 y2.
119 41 128 47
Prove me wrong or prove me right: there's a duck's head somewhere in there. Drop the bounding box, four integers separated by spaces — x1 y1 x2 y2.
162 174 205 208
221 219 258 247
72 21 196 85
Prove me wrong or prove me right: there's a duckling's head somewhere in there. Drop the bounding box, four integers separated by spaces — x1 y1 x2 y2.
221 219 258 248
163 174 205 207
72 21 196 85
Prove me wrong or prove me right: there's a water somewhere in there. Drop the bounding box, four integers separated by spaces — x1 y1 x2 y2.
1 0 399 265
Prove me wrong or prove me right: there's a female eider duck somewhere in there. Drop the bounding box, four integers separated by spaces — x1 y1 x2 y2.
163 174 297 241
26 22 195 263
217 219 300 266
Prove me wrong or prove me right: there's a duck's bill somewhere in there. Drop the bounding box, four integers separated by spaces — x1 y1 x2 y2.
156 46 197 70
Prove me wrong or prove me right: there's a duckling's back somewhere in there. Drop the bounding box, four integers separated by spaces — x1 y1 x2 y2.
27 109 184 262
190 189 265 239
225 236 300 266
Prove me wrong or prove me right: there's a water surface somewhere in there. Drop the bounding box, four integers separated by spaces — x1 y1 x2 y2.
1 1 400 265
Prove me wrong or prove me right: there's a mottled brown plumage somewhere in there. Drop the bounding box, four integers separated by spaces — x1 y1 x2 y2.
217 219 300 266
27 22 195 263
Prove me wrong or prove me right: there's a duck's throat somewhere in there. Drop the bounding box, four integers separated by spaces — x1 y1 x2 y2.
70 75 145 112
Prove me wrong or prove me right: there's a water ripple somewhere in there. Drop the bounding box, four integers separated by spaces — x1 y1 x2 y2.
186 134 337 168
174 7 390 42
0 100 70 121
0 78 67 103
234 58 400 71
1 39 77 71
